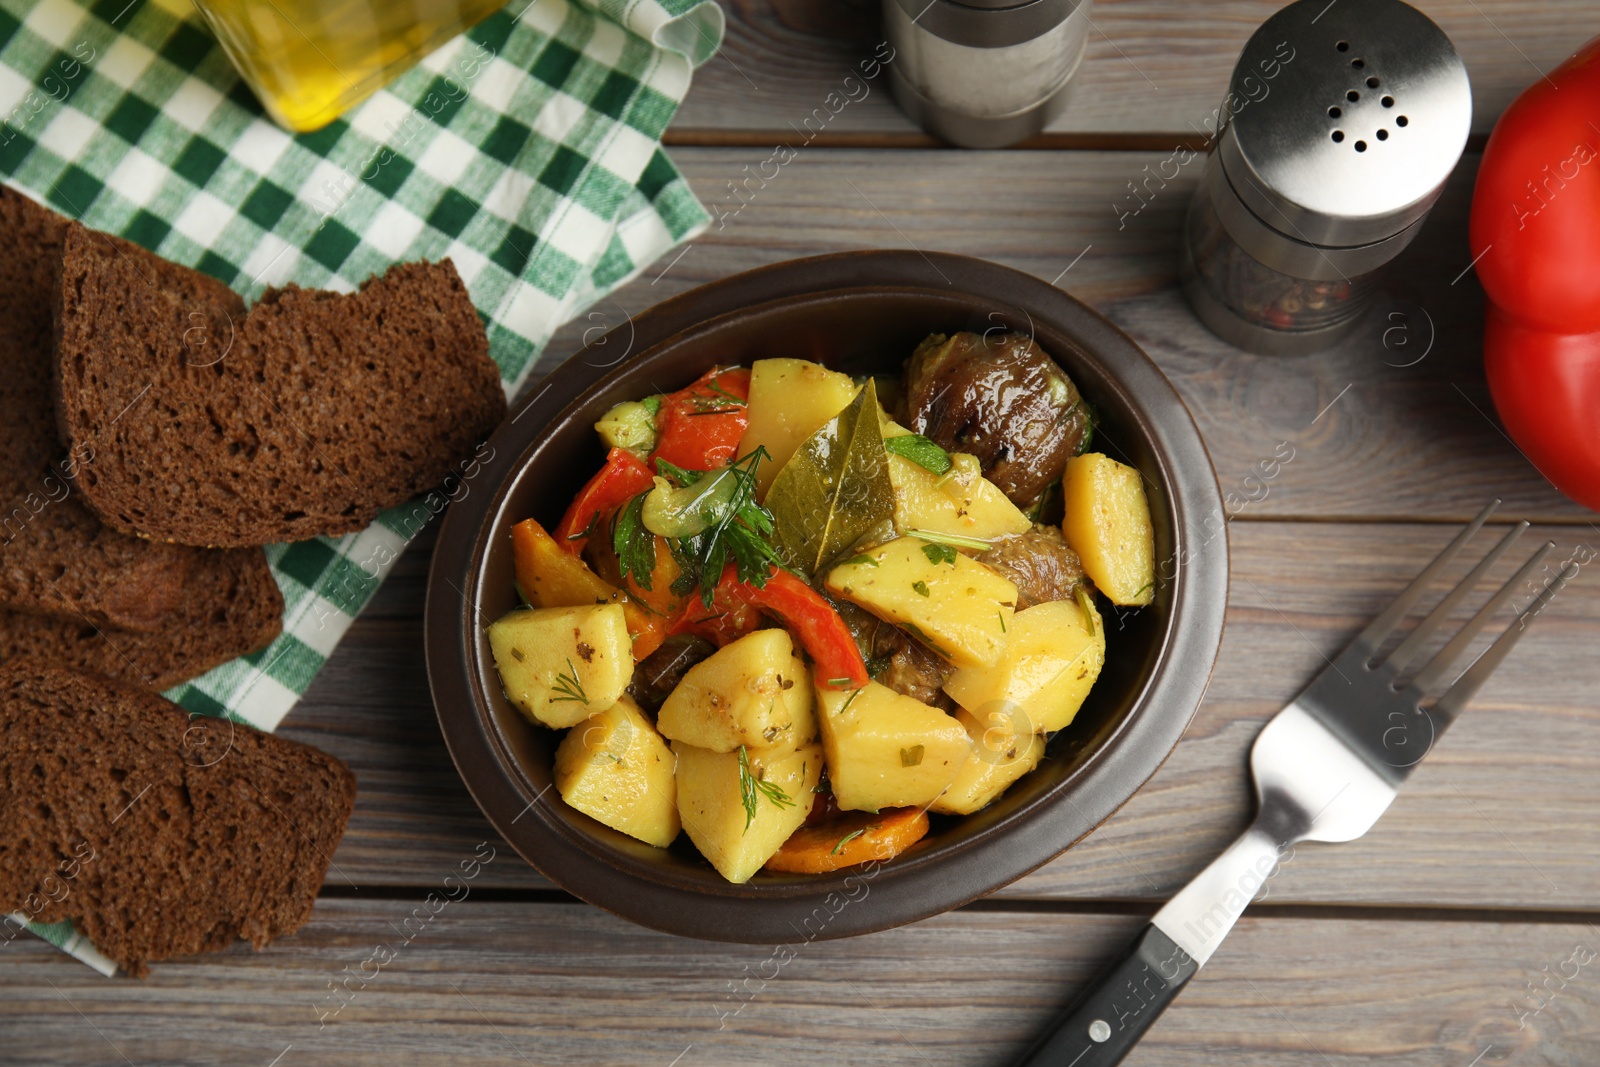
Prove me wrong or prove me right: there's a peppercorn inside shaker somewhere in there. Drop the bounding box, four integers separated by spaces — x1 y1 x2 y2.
884 0 1090 149
1180 0 1471 355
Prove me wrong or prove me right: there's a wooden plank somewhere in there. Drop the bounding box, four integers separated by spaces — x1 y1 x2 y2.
4 901 1595 1065
675 0 1589 142
546 147 1589 522
294 520 1600 908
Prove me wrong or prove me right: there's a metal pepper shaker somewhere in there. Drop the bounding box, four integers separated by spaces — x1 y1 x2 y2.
1180 0 1471 355
884 0 1090 149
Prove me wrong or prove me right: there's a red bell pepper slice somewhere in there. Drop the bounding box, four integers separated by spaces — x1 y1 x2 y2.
553 447 655 555
649 367 751 473
668 571 762 648
720 564 869 690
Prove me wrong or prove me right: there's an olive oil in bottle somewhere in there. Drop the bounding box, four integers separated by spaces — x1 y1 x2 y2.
191 0 506 132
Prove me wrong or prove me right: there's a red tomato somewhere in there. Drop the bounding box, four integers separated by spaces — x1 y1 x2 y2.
1469 36 1600 510
649 368 751 472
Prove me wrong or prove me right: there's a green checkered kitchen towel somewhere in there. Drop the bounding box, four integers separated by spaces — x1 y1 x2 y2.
0 0 720 973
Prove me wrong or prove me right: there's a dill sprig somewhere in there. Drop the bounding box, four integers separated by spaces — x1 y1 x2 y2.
831 828 869 855
738 745 795 832
549 658 590 705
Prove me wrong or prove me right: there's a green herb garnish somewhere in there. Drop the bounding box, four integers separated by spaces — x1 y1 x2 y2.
640 395 663 417
921 542 958 567
911 580 930 597
652 457 704 486
831 828 868 855
738 745 795 832
684 448 782 607
707 379 747 405
899 621 952 660
549 658 590 705
908 528 992 552
612 491 657 590
900 745 925 767
884 433 952 475
999 611 1007 633
567 509 602 542
841 553 880 568
621 448 781 607
1074 586 1098 636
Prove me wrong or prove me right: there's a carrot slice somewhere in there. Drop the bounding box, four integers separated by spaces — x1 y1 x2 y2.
764 808 929 874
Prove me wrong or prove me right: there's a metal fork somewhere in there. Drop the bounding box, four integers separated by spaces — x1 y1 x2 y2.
1016 500 1576 1066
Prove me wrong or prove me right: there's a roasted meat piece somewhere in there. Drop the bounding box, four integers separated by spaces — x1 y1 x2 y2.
977 524 1093 610
899 330 1090 506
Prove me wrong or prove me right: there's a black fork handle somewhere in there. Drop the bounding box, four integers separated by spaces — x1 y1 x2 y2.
1013 924 1198 1067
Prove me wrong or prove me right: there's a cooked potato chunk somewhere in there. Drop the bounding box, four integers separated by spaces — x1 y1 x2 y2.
486 604 632 728
675 741 822 883
511 517 665 660
738 358 860 497
886 452 1031 542
553 696 679 847
825 536 1017 670
816 682 970 812
656 629 817 753
943 597 1105 734
1061 452 1155 606
931 707 1047 815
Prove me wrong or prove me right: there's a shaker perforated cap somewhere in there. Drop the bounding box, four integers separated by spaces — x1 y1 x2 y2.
1217 0 1471 248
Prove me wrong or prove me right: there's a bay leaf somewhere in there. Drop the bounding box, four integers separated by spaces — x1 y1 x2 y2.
766 378 895 577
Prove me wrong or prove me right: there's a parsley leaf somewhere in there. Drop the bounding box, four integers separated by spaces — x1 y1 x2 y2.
921 542 958 566
884 433 952 475
612 492 657 590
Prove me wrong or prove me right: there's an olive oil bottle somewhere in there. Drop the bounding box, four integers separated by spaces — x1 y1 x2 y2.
191 0 506 132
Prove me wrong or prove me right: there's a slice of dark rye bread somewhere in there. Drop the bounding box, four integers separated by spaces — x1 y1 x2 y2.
0 659 356 977
0 544 282 689
53 224 506 547
0 185 264 633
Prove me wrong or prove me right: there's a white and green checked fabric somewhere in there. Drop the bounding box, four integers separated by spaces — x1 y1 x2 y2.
0 0 719 973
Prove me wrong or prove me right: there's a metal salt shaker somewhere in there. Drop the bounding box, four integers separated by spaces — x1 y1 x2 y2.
884 0 1091 149
1180 0 1471 355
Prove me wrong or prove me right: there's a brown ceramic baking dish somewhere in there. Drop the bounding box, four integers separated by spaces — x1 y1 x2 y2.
425 250 1228 942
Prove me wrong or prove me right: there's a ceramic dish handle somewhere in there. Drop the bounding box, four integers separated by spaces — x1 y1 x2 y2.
1012 924 1198 1066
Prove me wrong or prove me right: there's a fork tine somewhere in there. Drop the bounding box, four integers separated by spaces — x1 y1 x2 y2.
1384 520 1529 674
1414 543 1548 694
1353 499 1501 655
1410 542 1554 692
1429 556 1575 721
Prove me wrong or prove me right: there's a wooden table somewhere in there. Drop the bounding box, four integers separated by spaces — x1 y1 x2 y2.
8 2 1600 1063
